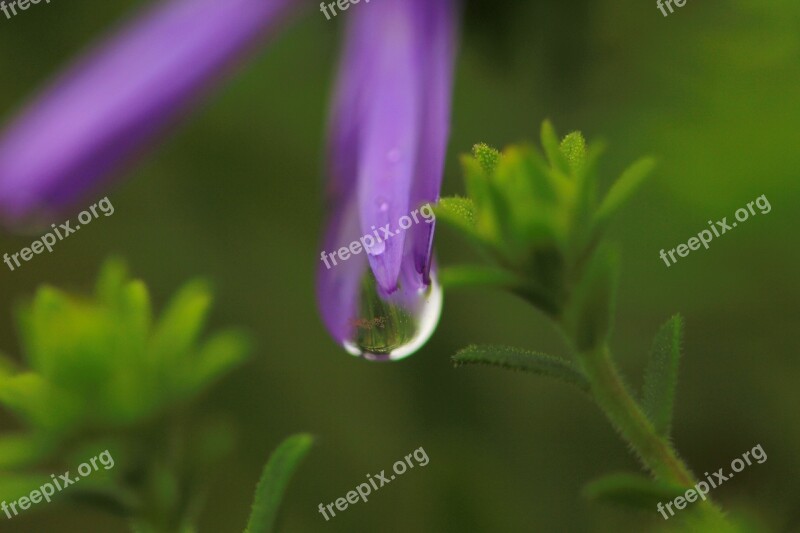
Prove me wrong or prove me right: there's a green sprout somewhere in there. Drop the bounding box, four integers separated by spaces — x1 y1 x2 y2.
438 121 750 531
0 260 310 533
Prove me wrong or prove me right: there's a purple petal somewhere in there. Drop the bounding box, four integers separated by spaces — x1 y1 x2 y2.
349 0 458 294
316 194 367 343
405 0 458 284
0 0 298 225
317 0 457 350
353 0 421 293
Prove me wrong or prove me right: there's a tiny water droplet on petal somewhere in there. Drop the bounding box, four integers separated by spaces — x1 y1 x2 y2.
365 239 386 256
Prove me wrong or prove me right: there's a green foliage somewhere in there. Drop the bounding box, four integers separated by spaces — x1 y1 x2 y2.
439 265 525 291
472 143 501 175
564 246 619 352
540 120 570 175
0 259 257 531
245 434 315 533
560 131 587 172
438 125 734 526
437 121 654 324
0 434 52 469
642 315 684 437
594 157 657 230
434 197 478 242
436 196 476 227
0 473 52 504
453 345 590 393
2 258 250 438
583 472 684 510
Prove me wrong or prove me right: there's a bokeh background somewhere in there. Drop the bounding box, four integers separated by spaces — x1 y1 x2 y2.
1 0 798 531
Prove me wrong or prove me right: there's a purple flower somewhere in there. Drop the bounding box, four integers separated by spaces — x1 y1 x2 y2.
0 0 297 224
0 0 457 360
317 0 457 360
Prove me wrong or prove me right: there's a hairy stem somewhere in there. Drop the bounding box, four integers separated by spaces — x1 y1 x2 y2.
575 343 730 524
580 345 692 484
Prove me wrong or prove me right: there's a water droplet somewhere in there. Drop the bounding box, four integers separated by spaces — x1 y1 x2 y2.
386 148 401 163
364 238 386 256
343 269 442 361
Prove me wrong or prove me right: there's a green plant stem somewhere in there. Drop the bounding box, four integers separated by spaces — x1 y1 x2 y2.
580 345 693 485
575 343 731 525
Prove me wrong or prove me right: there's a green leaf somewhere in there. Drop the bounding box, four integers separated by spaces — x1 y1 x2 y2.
559 131 587 173
453 345 589 392
583 472 685 510
0 434 53 469
518 146 559 206
0 473 53 506
94 258 152 352
2 258 250 442
440 264 561 317
0 372 51 424
16 285 69 373
461 154 513 246
435 196 477 232
493 147 563 255
150 280 212 365
245 434 314 533
66 482 140 517
183 330 251 398
642 315 684 437
565 246 619 352
472 143 501 176
461 155 491 206
439 265 525 291
540 120 570 176
567 142 606 256
18 283 121 398
594 157 656 227
94 257 130 304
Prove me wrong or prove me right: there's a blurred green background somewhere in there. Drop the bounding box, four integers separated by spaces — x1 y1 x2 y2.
0 0 798 531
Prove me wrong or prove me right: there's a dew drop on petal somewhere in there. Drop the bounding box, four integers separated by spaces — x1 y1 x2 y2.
364 238 386 256
343 269 442 361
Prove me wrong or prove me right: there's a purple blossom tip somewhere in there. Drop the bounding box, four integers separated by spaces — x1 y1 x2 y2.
317 0 457 357
0 0 299 226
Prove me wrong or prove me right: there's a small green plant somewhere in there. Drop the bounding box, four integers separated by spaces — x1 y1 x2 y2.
437 122 749 531
0 260 310 532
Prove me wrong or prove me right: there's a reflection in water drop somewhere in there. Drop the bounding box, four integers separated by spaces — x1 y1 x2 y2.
343 268 442 361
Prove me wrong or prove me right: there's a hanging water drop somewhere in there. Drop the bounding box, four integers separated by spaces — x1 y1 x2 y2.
343 268 442 361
